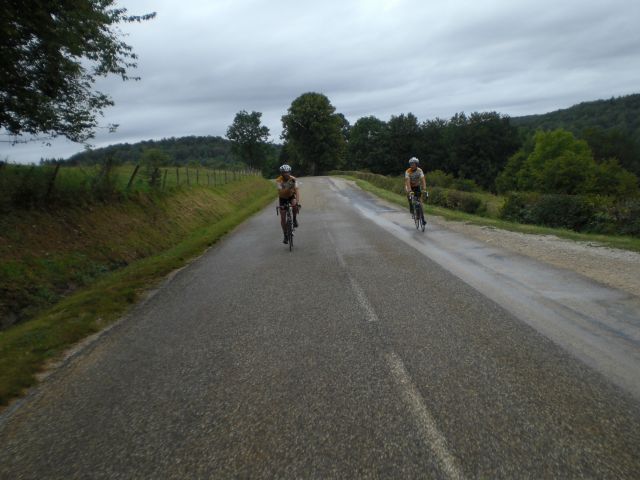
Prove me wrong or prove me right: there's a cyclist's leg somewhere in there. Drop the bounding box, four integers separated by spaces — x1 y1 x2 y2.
410 186 421 213
279 198 288 239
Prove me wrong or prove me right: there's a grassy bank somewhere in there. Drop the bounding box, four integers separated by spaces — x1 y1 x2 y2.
341 175 640 253
0 177 274 406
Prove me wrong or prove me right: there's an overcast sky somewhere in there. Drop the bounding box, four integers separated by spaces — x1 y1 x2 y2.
3 0 639 163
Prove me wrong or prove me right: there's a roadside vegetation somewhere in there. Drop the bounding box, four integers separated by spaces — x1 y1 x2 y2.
0 175 273 406
333 172 640 253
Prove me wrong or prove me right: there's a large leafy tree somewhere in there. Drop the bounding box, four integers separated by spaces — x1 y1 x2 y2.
226 110 270 170
385 113 420 175
0 1 155 143
496 129 638 196
346 116 388 171
441 112 519 191
281 92 346 175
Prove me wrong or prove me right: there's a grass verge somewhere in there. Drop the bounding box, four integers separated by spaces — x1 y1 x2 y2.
339 175 640 253
0 180 274 407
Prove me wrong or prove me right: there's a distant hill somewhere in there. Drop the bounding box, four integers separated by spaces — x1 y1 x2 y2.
511 93 640 142
67 135 234 166
511 94 640 175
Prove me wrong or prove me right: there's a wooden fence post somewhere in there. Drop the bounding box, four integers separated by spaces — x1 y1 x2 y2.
162 169 168 190
45 163 61 199
126 164 140 190
186 167 190 186
196 169 199 185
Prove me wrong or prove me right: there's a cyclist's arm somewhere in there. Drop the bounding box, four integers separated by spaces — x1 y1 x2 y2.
404 175 411 193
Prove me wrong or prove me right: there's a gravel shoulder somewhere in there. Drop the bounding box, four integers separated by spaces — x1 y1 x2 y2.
428 215 640 298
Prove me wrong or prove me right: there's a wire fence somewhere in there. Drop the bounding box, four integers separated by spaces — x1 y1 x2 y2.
0 161 262 211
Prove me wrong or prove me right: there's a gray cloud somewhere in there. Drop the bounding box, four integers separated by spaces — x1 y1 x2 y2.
3 0 639 163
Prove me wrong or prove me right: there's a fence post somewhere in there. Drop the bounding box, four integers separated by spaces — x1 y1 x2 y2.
162 169 168 190
46 163 61 199
126 164 140 190
196 169 199 185
186 167 190 186
224 170 228 184
207 172 210 186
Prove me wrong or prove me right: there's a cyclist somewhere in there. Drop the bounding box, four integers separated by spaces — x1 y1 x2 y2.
276 164 300 244
404 156 426 214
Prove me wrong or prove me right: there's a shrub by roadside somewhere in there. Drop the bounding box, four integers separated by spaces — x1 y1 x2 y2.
330 171 488 215
500 192 640 237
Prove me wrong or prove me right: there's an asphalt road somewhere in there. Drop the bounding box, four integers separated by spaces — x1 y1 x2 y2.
1 177 639 479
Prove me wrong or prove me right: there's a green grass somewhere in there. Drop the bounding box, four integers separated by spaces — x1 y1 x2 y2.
0 179 274 407
0 162 258 210
339 175 640 253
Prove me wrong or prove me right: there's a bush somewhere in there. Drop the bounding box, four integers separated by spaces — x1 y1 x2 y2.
426 187 484 214
530 194 595 230
500 192 640 236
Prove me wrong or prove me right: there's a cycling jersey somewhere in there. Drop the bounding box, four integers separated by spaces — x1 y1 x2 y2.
276 175 297 198
405 167 425 187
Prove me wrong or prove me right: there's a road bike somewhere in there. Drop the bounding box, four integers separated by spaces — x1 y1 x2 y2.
409 191 427 232
277 200 296 251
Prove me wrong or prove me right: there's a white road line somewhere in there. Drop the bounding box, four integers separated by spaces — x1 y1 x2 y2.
386 352 466 480
326 230 378 322
327 227 463 478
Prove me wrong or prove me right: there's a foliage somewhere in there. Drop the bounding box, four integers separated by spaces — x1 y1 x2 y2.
66 135 235 167
582 127 640 176
0 177 274 405
281 92 346 175
426 187 484 214
140 149 171 187
384 113 420 175
0 162 259 211
331 170 487 215
344 110 519 191
226 110 270 170
500 192 640 236
498 129 639 197
511 94 640 176
0 1 155 143
511 94 640 145
346 116 389 171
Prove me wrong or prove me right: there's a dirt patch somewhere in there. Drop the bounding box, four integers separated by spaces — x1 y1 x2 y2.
429 216 640 298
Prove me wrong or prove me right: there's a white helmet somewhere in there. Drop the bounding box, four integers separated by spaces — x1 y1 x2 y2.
279 164 292 173
409 157 419 165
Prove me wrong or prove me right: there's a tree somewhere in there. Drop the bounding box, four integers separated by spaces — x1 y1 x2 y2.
281 92 346 175
519 129 594 193
346 116 388 171
0 1 155 143
140 148 170 187
385 113 420 175
225 110 270 170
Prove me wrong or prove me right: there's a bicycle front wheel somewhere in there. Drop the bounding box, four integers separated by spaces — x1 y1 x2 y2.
414 203 422 230
287 210 294 251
